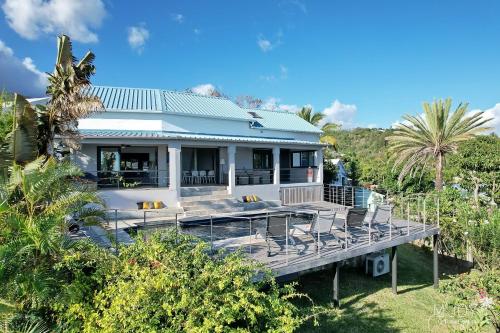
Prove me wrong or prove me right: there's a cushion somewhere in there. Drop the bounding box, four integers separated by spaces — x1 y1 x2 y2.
143 202 151 209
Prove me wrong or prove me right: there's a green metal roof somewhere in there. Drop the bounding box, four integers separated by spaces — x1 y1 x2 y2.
87 86 322 134
244 108 322 134
80 129 324 146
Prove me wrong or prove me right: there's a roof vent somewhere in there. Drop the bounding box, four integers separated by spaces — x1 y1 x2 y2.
247 111 263 119
249 120 264 128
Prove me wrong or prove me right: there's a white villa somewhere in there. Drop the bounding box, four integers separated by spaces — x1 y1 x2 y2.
71 86 325 212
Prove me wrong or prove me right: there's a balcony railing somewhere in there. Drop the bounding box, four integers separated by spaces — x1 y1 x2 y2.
280 167 318 184
85 170 170 189
235 169 273 185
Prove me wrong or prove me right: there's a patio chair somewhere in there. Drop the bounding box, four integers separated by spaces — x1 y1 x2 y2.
191 170 200 184
199 170 207 183
255 214 299 257
345 207 380 243
370 204 405 237
207 170 216 183
293 211 345 250
182 171 192 184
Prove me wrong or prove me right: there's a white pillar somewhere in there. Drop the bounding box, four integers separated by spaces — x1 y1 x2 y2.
168 142 182 202
273 146 280 185
228 145 236 195
157 144 168 187
315 148 324 184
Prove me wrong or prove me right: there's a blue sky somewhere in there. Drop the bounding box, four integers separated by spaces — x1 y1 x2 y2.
0 0 499 130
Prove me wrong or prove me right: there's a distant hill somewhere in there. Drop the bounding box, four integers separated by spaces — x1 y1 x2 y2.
334 127 392 161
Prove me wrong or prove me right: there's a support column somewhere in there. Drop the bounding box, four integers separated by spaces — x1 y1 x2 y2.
332 262 340 307
273 146 280 185
391 246 398 294
168 142 181 203
315 148 324 184
433 234 439 289
228 145 236 195
157 144 168 187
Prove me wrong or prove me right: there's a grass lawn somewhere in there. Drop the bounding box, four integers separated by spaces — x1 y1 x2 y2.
294 243 490 333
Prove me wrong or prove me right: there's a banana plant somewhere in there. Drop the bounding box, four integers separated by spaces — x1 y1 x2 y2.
0 94 39 169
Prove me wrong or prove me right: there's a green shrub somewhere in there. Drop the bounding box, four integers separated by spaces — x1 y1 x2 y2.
52 231 306 333
440 269 499 332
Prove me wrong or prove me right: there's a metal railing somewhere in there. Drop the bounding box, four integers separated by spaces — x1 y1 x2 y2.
85 170 170 189
100 197 439 272
235 169 273 185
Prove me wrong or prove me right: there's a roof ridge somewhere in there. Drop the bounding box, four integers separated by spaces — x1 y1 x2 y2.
162 89 230 101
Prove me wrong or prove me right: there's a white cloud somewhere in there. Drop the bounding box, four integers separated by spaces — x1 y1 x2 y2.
128 25 149 54
171 13 184 23
0 39 47 97
191 83 217 96
321 100 357 128
469 104 500 134
257 31 283 52
193 28 201 35
257 36 273 52
262 97 300 113
2 0 106 43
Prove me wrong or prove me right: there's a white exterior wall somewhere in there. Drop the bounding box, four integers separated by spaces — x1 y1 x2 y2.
99 188 178 210
79 112 320 143
73 144 97 172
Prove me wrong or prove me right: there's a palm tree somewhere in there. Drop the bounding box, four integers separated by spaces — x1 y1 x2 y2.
0 157 104 312
297 106 340 150
387 98 491 191
42 35 103 156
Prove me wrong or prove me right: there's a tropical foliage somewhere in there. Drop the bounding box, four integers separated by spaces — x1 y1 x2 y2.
296 106 339 150
42 34 103 155
447 135 500 206
53 232 307 333
0 94 40 169
0 157 103 329
387 99 491 191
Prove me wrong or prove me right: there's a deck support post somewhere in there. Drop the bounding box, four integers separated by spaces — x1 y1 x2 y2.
391 246 397 295
332 262 340 307
433 234 439 289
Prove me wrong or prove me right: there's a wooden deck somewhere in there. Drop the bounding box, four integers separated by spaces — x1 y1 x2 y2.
207 202 440 278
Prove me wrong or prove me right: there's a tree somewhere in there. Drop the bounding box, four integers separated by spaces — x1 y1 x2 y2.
43 35 102 156
387 98 491 191
297 106 340 150
0 94 39 169
235 95 264 108
447 135 500 206
0 157 103 324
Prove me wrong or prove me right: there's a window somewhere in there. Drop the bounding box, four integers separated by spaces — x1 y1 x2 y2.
291 151 315 167
253 149 273 169
99 147 120 171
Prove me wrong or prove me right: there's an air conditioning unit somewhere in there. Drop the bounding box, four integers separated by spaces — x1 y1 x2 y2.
365 252 390 277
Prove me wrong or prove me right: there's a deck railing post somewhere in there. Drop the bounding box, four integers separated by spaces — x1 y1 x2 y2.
369 210 372 245
210 215 214 254
114 209 118 252
407 200 410 236
317 210 320 255
344 213 348 251
423 197 426 232
143 210 147 228
285 215 289 261
249 217 252 255
389 205 393 240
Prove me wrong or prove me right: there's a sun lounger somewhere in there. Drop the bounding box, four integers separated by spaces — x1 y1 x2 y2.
255 214 298 256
